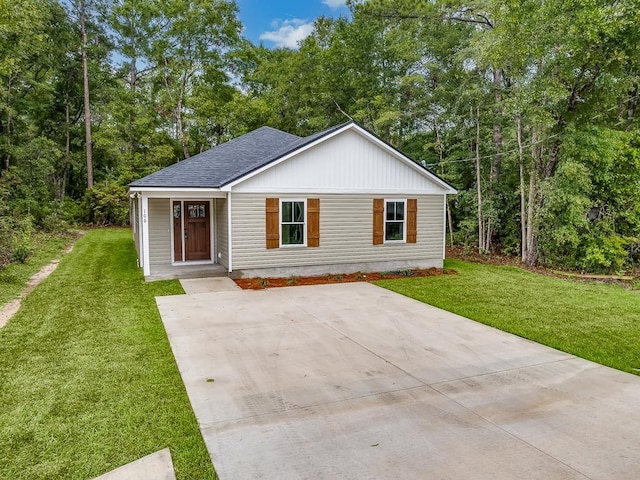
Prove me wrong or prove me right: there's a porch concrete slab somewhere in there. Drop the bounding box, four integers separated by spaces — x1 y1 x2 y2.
180 277 240 294
93 448 175 480
157 282 640 480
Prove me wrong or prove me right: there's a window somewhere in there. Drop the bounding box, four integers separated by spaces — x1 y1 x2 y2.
281 200 305 246
385 200 406 242
266 198 319 249
188 204 205 218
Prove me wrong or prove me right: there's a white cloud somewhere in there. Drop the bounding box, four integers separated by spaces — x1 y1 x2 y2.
259 19 315 49
322 0 347 8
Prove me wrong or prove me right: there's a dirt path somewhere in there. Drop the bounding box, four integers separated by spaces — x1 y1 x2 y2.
0 240 78 329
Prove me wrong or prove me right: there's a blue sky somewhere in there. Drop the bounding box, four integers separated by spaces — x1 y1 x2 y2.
236 0 350 48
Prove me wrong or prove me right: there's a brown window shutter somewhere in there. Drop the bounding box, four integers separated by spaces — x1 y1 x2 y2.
265 198 279 249
373 198 384 245
307 198 320 247
407 198 417 243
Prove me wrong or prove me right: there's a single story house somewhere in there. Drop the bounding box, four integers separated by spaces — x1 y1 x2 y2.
129 121 457 280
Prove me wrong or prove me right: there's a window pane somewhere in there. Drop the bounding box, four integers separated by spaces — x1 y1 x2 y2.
385 221 403 241
282 202 292 222
395 202 405 221
386 202 396 221
293 202 304 222
282 224 304 245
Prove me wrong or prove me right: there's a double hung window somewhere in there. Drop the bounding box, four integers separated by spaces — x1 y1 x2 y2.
281 200 305 246
385 200 406 242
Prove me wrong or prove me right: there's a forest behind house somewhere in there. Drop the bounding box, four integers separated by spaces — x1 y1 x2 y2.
2 0 640 273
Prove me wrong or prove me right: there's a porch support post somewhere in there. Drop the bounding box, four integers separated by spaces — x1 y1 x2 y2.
227 192 233 273
142 194 151 276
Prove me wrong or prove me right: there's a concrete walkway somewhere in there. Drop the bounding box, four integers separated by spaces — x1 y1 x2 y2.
92 449 175 480
179 277 240 294
157 282 640 480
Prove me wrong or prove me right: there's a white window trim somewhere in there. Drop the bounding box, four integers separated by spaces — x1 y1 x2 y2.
279 198 307 248
384 198 407 244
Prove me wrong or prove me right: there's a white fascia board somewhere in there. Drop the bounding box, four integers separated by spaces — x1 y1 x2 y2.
229 187 451 195
223 122 457 195
129 187 225 198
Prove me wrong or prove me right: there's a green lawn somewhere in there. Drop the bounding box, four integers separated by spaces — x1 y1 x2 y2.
0 232 74 308
378 259 640 375
0 229 215 479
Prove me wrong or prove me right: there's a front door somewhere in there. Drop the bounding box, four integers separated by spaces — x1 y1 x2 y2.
184 201 211 261
172 200 211 262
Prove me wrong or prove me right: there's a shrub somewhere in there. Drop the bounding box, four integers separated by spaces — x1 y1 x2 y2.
582 235 632 274
81 184 129 226
0 215 34 269
11 242 30 264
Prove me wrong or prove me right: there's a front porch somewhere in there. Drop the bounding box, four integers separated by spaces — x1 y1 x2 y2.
146 263 228 282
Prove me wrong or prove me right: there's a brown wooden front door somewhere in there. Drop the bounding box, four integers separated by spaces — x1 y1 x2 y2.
184 201 211 261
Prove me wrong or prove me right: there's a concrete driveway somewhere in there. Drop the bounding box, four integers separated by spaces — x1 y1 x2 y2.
157 282 640 480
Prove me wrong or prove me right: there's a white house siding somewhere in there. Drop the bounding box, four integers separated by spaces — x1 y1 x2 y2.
231 194 445 273
215 198 229 269
232 129 447 195
148 198 171 270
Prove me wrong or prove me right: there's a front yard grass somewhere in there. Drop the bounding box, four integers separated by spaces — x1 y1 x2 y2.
378 259 640 375
0 229 215 479
0 232 74 308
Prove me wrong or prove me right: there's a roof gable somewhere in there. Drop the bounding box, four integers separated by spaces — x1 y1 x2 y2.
229 123 456 195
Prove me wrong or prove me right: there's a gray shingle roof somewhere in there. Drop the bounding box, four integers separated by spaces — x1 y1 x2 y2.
129 122 349 188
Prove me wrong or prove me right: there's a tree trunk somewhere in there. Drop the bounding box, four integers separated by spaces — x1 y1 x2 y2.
176 86 190 159
80 0 93 189
491 68 503 182
525 130 540 266
627 84 638 127
435 119 454 249
475 105 484 252
4 76 12 170
129 49 137 155
516 114 526 262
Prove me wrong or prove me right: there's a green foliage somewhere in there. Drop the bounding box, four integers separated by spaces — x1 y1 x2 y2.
2 0 640 274
0 215 34 269
81 184 129 226
583 235 632 274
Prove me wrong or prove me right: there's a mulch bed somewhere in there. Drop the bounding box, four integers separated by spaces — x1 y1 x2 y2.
233 267 456 290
